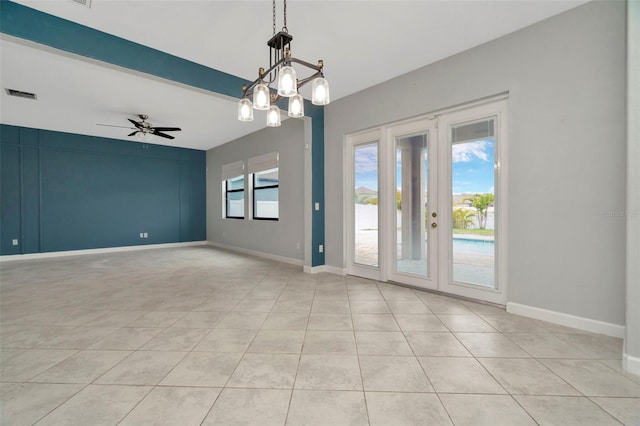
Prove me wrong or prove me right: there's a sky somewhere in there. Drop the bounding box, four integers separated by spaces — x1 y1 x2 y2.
354 138 494 195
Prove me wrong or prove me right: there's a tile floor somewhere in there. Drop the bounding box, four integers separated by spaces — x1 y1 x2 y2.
0 246 639 425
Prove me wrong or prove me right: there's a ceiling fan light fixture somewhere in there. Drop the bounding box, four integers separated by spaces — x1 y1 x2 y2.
277 65 297 97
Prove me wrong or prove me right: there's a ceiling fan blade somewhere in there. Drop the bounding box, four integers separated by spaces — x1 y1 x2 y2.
152 127 181 132
128 119 143 129
97 124 136 129
128 131 139 137
152 131 175 140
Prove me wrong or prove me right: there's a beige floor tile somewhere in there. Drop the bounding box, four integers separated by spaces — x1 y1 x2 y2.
591 397 640 425
515 395 622 425
247 329 305 354
88 327 163 350
479 358 580 395
193 328 257 352
302 331 357 355
422 299 472 314
295 355 362 390
355 331 413 356
261 312 309 330
311 299 351 314
350 300 391 314
352 314 400 331
40 326 119 349
125 311 187 328
83 310 146 327
232 298 277 312
558 333 624 359
419 357 505 394
170 311 227 328
119 386 220 426
0 382 20 396
505 333 588 358
160 352 243 387
439 394 536 426
359 355 433 392
541 359 640 397
0 383 83 425
227 353 299 389
0 348 77 382
215 312 268 329
481 314 554 333
30 349 131 383
437 314 497 332
387 300 431 314
286 390 368 426
272 299 313 313
347 289 384 300
36 384 151 426
94 351 185 385
404 332 471 356
139 327 209 351
455 332 531 357
365 392 452 426
307 313 353 330
394 314 448 332
192 298 241 312
379 286 420 301
202 388 291 426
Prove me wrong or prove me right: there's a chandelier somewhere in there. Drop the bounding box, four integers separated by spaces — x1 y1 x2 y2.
237 0 330 127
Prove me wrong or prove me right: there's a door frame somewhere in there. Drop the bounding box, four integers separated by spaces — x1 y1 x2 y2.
344 95 508 304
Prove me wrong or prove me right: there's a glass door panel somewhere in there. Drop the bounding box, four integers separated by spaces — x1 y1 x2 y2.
353 143 379 267
395 133 429 277
450 119 496 288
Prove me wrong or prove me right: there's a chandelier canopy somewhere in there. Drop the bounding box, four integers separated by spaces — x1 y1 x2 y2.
237 0 330 127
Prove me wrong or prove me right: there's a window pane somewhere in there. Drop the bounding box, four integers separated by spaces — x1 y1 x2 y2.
227 175 244 191
451 118 496 288
255 168 279 188
226 191 244 217
354 143 378 267
254 187 278 219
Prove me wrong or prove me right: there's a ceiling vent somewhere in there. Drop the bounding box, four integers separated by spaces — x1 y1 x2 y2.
70 0 91 8
5 89 37 100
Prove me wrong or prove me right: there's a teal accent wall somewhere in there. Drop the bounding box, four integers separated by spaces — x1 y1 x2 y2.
0 124 206 255
0 1 324 265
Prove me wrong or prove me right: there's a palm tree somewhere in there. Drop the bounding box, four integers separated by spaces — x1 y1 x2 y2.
464 193 494 229
452 208 474 229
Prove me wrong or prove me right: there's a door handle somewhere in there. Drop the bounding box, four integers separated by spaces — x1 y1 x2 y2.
431 222 438 229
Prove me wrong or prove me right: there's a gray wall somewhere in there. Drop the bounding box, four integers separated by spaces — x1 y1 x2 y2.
207 118 306 261
324 1 626 325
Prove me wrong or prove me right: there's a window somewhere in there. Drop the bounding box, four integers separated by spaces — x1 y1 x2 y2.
222 160 245 219
249 152 279 220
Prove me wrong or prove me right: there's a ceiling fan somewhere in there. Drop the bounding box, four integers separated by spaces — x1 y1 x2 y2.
97 114 181 140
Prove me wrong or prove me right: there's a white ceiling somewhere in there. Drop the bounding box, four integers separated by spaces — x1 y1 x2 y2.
1 0 589 150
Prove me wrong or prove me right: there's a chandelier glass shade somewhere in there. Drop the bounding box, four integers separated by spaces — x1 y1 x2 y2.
237 0 330 125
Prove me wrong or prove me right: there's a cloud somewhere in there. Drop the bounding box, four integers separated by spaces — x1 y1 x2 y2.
354 145 378 173
452 140 491 163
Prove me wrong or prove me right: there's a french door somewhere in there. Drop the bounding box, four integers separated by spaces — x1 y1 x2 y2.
347 98 507 304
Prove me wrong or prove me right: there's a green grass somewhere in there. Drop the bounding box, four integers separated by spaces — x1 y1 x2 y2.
453 228 495 236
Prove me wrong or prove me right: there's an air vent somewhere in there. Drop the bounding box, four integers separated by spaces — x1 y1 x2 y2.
5 89 37 100
71 0 92 7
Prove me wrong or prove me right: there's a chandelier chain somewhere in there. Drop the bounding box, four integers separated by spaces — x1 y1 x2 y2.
272 0 276 36
283 0 288 32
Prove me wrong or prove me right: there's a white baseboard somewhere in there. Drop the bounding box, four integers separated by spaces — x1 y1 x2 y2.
303 265 326 274
0 241 208 262
325 265 347 276
207 241 304 267
623 353 640 376
506 302 625 338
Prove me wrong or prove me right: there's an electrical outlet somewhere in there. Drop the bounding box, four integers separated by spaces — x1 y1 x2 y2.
315 202 320 211
319 244 324 253
12 239 18 246
143 232 148 238
140 233 144 238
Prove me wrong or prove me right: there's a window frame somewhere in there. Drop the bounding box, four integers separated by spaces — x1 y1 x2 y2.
224 175 245 219
252 168 279 221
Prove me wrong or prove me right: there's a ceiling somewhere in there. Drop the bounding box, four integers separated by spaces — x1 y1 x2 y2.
1 0 589 150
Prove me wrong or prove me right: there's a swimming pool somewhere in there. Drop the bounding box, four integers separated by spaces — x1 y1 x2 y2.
453 237 495 255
